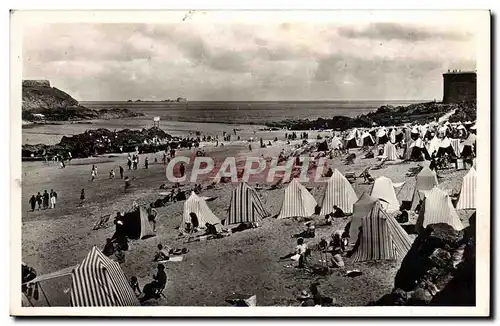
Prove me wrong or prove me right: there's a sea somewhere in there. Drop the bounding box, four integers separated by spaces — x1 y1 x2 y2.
81 100 425 125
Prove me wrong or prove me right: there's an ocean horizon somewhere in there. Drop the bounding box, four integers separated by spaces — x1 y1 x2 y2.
81 100 429 125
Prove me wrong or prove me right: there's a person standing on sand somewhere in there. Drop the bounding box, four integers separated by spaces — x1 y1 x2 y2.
119 166 124 179
80 189 85 204
29 195 36 212
90 169 96 182
42 190 49 210
36 192 42 210
145 157 149 169
50 189 57 209
127 155 132 170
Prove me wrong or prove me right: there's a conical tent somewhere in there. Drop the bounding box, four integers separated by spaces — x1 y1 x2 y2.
361 132 375 146
70 246 140 307
411 166 439 210
183 192 221 227
436 137 457 158
370 176 401 212
121 206 155 239
351 201 413 262
331 136 342 150
456 167 477 210
382 142 398 161
320 169 358 215
348 192 377 243
226 183 270 225
416 187 464 232
277 178 317 219
427 135 441 157
406 138 430 161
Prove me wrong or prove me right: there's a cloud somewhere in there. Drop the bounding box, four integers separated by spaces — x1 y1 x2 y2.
22 21 477 101
338 23 472 41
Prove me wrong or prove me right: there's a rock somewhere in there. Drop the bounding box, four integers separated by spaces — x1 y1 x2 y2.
374 214 476 306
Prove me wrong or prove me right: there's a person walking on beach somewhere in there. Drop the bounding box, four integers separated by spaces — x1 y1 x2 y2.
127 155 132 170
144 157 149 169
91 169 96 182
29 195 36 212
50 189 57 209
36 192 42 210
119 166 124 179
42 190 49 210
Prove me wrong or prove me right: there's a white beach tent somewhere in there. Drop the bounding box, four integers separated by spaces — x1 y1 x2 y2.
277 178 317 219
456 167 477 210
183 191 221 227
351 201 413 262
330 136 343 150
411 166 439 210
382 141 398 161
320 168 358 215
416 187 464 232
427 135 442 157
370 176 404 212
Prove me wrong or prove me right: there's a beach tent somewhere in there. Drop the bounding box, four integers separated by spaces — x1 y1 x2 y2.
121 206 155 240
351 201 413 262
427 135 441 157
347 192 377 243
406 138 430 161
382 141 398 161
389 129 397 144
450 139 461 158
376 128 389 144
416 187 464 232
460 133 476 157
330 136 343 150
411 166 439 210
183 191 221 227
456 167 477 210
345 130 358 149
436 137 457 158
317 140 329 152
320 168 358 215
226 182 270 225
277 178 317 219
370 176 403 212
361 132 375 146
70 246 140 307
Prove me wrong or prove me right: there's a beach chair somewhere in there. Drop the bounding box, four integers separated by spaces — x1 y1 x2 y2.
93 214 111 230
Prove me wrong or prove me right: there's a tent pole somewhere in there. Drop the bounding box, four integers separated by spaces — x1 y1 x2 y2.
39 284 51 307
23 292 34 307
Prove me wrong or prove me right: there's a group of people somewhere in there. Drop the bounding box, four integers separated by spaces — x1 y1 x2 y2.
28 189 58 211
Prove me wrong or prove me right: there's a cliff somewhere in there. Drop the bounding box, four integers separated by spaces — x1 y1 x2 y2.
371 214 476 306
265 101 477 131
22 80 143 122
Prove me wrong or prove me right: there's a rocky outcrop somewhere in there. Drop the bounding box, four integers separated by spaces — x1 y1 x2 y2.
372 214 475 306
22 80 143 122
266 101 477 131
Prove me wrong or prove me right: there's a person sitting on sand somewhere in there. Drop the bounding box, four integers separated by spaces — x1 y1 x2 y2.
103 238 115 257
332 205 345 218
324 213 332 226
109 169 115 179
295 238 308 268
140 264 168 303
328 231 345 268
115 248 125 264
154 244 171 262
130 276 141 296
189 212 199 234
305 222 316 238
204 222 219 236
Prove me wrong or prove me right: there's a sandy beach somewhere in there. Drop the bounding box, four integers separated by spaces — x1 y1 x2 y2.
21 130 473 307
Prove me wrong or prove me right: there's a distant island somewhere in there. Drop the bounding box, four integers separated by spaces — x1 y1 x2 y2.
22 80 144 123
127 97 188 103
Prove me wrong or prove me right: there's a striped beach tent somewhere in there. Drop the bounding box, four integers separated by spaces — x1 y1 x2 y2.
416 187 464 232
411 166 439 210
320 169 358 215
456 167 477 210
382 142 398 161
351 201 413 262
348 192 377 243
277 178 317 219
370 176 403 212
183 191 221 227
226 182 270 225
70 246 139 307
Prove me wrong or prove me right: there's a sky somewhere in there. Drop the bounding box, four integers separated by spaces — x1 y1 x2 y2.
22 14 478 101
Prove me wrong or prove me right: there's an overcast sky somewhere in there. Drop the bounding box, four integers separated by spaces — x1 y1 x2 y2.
23 18 477 101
